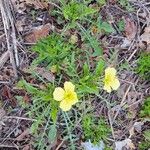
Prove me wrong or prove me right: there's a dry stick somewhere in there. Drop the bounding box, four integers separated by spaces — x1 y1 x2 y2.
3 116 37 122
0 0 18 78
0 51 9 68
7 0 19 67
112 85 131 123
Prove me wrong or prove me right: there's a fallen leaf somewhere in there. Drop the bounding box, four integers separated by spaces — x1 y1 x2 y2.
24 23 51 43
82 140 105 150
140 26 150 52
16 19 25 32
16 129 30 141
11 0 48 12
129 121 144 137
127 91 142 119
121 38 132 48
2 86 17 107
141 26 150 44
125 17 137 40
115 139 135 150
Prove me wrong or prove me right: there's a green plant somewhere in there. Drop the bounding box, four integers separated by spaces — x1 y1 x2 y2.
17 80 58 150
117 19 125 32
138 130 150 150
31 34 74 69
77 59 105 95
118 0 134 11
140 97 150 118
136 53 150 81
62 1 96 22
97 17 114 34
82 114 110 144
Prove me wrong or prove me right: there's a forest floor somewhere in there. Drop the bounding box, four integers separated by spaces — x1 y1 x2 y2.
0 0 150 150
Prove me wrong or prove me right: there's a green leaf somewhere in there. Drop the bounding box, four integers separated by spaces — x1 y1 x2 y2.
17 80 38 94
83 63 90 77
95 59 105 77
144 130 150 141
78 24 102 56
97 18 114 33
63 2 96 21
48 125 57 142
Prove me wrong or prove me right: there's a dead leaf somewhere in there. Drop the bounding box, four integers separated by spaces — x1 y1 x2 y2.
24 23 51 43
129 122 144 137
34 67 55 82
115 139 135 150
125 17 137 40
26 0 48 9
16 19 25 32
2 86 17 107
11 0 48 12
127 91 142 119
121 38 132 48
140 26 150 52
16 129 30 141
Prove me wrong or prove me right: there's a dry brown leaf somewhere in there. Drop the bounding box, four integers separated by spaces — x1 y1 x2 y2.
16 18 26 32
126 91 142 119
16 129 30 141
115 139 135 150
140 26 150 45
129 122 144 137
11 0 48 12
125 17 137 40
34 67 55 82
24 23 51 43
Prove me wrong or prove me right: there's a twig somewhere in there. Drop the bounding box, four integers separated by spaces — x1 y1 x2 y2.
7 0 19 67
0 0 18 78
112 85 131 123
56 140 64 150
3 116 37 122
0 51 9 68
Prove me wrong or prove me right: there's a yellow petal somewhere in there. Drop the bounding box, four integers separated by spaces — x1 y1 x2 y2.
105 67 116 77
103 84 111 93
111 78 120 90
53 87 65 101
64 81 75 92
66 92 78 105
59 100 72 111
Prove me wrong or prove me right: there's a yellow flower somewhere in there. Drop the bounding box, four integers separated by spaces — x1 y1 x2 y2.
103 67 120 93
53 82 78 111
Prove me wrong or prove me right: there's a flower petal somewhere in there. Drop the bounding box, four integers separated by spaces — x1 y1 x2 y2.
69 92 78 105
105 67 116 77
64 81 75 92
53 87 65 101
111 78 120 90
103 84 111 93
60 100 72 111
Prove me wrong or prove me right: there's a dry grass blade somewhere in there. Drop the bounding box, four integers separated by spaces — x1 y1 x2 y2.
0 0 19 78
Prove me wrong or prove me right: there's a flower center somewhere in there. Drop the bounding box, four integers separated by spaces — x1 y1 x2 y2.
105 75 113 84
64 92 73 101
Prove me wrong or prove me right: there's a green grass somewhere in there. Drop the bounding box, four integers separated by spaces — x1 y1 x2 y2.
136 52 150 81
140 97 150 118
138 130 150 150
82 114 110 144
